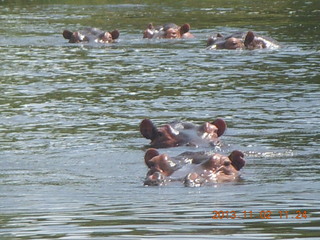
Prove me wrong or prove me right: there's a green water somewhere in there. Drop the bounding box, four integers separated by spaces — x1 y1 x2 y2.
0 0 319 239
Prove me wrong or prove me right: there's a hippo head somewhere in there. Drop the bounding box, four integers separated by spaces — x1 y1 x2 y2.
96 30 120 43
63 29 119 43
207 31 272 50
207 33 244 50
163 23 193 39
143 23 194 39
139 118 227 148
143 148 175 186
184 150 245 185
140 119 183 148
63 30 89 43
203 150 245 172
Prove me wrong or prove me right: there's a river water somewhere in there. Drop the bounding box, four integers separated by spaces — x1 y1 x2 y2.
0 0 319 239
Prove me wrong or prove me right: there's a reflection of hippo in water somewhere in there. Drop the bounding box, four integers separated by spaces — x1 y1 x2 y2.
143 148 245 186
207 31 280 50
63 27 120 43
143 23 194 39
139 118 227 148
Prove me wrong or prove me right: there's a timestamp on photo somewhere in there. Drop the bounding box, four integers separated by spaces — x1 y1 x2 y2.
211 210 308 220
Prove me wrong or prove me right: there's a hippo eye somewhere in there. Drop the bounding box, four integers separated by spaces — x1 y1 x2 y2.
157 131 163 137
223 160 231 166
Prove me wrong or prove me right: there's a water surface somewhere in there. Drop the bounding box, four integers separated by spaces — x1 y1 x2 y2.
0 0 319 239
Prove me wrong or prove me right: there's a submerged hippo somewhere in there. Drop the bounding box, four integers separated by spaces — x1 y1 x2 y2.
63 27 120 43
139 118 227 148
143 148 245 186
207 31 280 50
143 23 194 39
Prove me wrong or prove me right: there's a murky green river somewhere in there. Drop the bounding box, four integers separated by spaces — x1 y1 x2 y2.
1 0 319 239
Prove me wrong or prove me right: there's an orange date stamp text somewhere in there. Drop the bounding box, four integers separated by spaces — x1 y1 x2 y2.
211 210 308 220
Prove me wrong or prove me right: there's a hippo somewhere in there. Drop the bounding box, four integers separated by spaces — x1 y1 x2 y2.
143 23 194 39
63 27 120 43
206 31 280 50
143 148 245 186
139 118 227 148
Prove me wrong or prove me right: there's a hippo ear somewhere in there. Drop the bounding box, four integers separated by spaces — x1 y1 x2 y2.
180 23 191 34
140 119 158 140
217 33 223 38
229 150 245 170
147 23 154 29
211 118 227 137
207 37 215 47
110 30 120 40
144 148 160 167
244 31 255 46
63 30 73 39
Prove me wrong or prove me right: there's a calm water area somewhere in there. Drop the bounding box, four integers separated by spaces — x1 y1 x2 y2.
0 0 319 239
